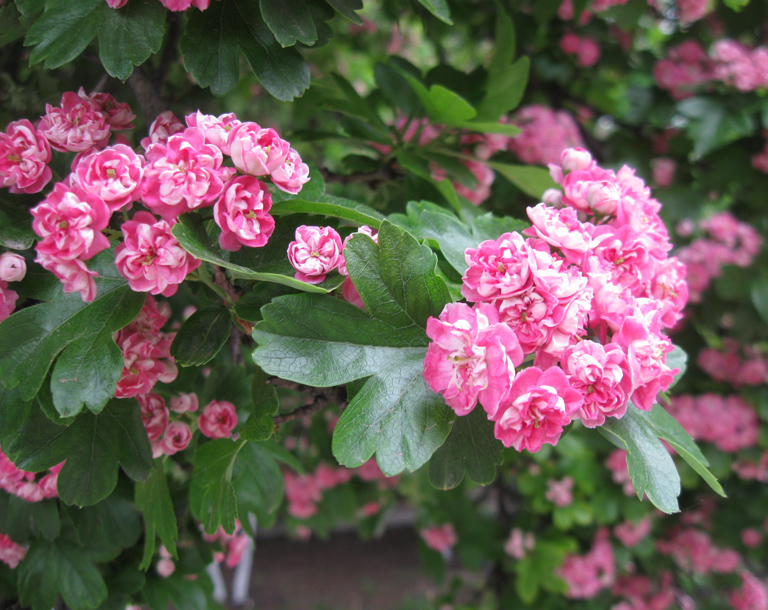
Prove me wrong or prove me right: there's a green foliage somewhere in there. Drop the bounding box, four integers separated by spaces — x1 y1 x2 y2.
171 305 232 367
135 464 178 570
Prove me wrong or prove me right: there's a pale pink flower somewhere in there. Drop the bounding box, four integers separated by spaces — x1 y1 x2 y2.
651 157 675 188
141 111 185 150
228 122 290 177
424 302 523 417
741 528 762 548
560 341 633 427
558 529 615 599
213 175 275 251
156 558 175 577
35 254 98 302
525 203 594 264
462 232 536 302
73 144 144 212
0 119 52 194
453 158 495 205
613 517 652 547
560 147 593 172
271 148 310 194
170 392 199 413
159 421 192 456
198 400 238 439
509 106 585 167
491 366 582 452
504 528 535 559
38 92 110 152
420 524 457 554
138 393 170 442
115 211 202 296
141 127 231 220
545 476 574 506
114 318 177 398
225 533 250 568
77 89 135 130
284 471 321 519
0 253 26 283
0 533 27 569
185 111 241 155
287 225 343 284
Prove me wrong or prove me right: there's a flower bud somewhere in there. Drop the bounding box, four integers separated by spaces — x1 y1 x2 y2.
542 188 563 206
0 253 26 283
560 147 593 172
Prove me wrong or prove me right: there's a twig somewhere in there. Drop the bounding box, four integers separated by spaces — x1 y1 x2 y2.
213 266 241 305
269 381 347 424
127 65 167 122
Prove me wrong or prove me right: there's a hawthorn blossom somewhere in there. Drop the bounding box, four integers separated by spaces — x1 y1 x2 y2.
558 529 616 599
35 254 98 302
228 122 290 176
613 517 652 547
138 393 170 442
185 111 241 154
141 111 185 150
73 144 144 212
158 0 211 10
504 528 535 559
170 392 199 413
158 421 192 456
0 253 26 283
423 302 523 417
287 225 343 284
491 366 582 452
729 571 768 610
0 282 16 323
545 476 574 506
0 533 26 569
0 119 52 194
508 106 585 166
77 88 135 130
38 91 111 152
420 524 458 554
198 400 238 439
115 211 201 296
270 148 310 194
213 175 275 251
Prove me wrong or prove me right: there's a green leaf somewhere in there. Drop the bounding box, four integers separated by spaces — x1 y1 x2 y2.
67 493 141 562
233 0 310 101
636 403 725 496
136 464 178 570
6 399 153 507
0 386 33 441
665 345 687 389
193 439 246 534
232 442 284 533
241 369 278 442
5 496 60 542
476 57 529 122
415 0 453 24
18 539 108 610
490 161 555 198
171 214 334 293
599 405 681 513
390 200 477 275
0 5 25 54
723 0 750 11
429 407 503 489
271 194 385 227
324 0 363 23
677 97 755 158
0 251 145 416
260 0 317 46
470 213 528 242
0 193 36 249
751 276 768 325
402 74 476 124
179 1 240 96
24 0 105 69
171 305 232 367
374 61 421 116
98 0 166 80
458 121 522 136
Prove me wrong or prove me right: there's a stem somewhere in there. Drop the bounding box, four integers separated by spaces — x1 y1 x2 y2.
269 380 347 424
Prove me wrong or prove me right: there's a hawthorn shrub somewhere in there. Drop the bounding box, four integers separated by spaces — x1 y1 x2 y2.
0 0 767 609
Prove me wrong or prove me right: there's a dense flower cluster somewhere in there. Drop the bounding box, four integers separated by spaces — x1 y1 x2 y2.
0 533 27 569
0 446 62 503
508 106 585 167
697 340 768 388
423 148 684 452
105 0 211 10
560 33 601 67
557 528 615 599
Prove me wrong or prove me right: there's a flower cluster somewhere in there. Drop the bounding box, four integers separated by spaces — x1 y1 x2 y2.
560 33 601 67
508 106 585 167
419 523 457 554
105 0 211 11
697 340 768 387
0 446 62 503
423 148 684 452
0 533 27 570
557 528 616 599
202 521 251 568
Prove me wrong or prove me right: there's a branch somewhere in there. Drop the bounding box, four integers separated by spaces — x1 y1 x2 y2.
269 380 347 424
127 65 167 123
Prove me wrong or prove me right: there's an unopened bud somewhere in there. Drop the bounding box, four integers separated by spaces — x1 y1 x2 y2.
0 253 26 283
560 147 593 172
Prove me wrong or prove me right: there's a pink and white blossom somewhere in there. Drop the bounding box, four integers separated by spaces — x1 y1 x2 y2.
287 225 343 284
73 144 144 212
0 253 26 283
158 421 192 456
38 91 111 153
141 111 185 150
185 111 241 154
0 119 52 194
271 148 310 194
170 392 199 413
0 282 16 322
138 393 170 442
198 400 238 439
228 122 290 177
213 175 275 251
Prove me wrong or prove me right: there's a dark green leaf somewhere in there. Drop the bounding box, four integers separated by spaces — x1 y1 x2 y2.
179 1 239 95
136 464 178 570
0 386 33 441
751 276 768 325
260 0 317 46
415 0 453 24
677 97 755 158
24 0 104 68
470 213 528 242
429 407 502 489
98 0 166 81
0 6 25 55
0 251 145 416
5 497 60 542
402 73 476 124
0 194 35 249
271 194 385 227
324 0 363 23
171 305 231 367
6 399 153 507
599 405 681 514
476 57 529 122
232 442 284 533
490 161 555 198
18 539 108 610
193 439 246 534
374 62 421 116
241 369 278 442
637 403 725 496
68 494 141 561
234 0 310 101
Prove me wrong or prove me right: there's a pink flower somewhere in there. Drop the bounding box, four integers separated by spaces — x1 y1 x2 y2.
509 106 585 167
424 302 523 417
73 144 144 212
170 392 199 413
213 176 275 251
115 211 201 296
462 232 536 302
198 400 238 439
105 0 129 8
138 393 170 441
77 89 135 130
0 533 27 569
159 421 192 455
741 528 762 548
141 128 231 220
0 253 26 283
287 225 343 284
141 111 185 150
491 366 582 452
229 122 290 177
271 148 310 194
560 147 593 172
158 0 211 10
284 471 322 519
729 571 768 610
651 157 675 188
0 282 17 322
545 476 574 507
185 111 241 154
156 558 175 577
38 91 111 153
420 524 457 554
613 517 652 547
525 203 595 264
0 119 52 194
35 255 98 302
225 533 250 568
560 341 633 427
504 528 535 559
32 182 111 261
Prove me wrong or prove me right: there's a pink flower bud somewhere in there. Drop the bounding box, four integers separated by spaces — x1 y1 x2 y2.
159 421 192 455
542 188 563 206
156 558 175 578
0 253 26 283
170 392 199 413
560 147 593 172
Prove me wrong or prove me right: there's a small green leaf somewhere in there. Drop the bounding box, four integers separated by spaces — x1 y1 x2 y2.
24 0 105 69
490 161 555 198
374 61 421 116
241 369 278 442
0 193 36 250
171 305 231 367
232 442 284 532
136 464 178 570
458 121 522 136
599 405 681 514
665 345 688 389
751 276 768 325
193 439 246 534
402 73 476 124
677 97 755 158
476 57 529 122
260 0 317 46
429 407 503 489
415 0 453 24
0 386 33 442
18 539 108 610
98 0 165 80
271 194 385 227
324 0 363 23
